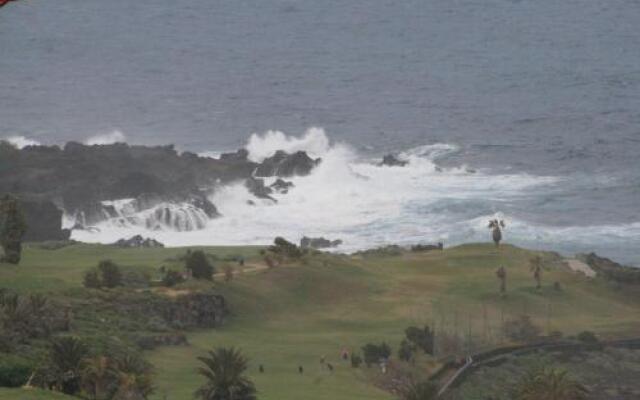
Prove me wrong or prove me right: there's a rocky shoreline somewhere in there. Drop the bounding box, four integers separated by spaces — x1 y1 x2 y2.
0 140 321 241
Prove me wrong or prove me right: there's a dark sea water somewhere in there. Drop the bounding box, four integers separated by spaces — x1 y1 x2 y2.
1 0 639 265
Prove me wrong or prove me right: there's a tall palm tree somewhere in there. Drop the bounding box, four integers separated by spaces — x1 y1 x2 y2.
195 347 257 400
516 367 588 400
82 356 115 400
529 256 543 290
488 219 506 247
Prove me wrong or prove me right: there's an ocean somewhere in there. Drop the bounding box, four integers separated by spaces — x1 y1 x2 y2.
1 0 639 265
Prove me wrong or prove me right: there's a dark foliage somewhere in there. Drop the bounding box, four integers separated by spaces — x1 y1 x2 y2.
185 250 215 280
162 269 185 287
0 195 27 264
405 325 435 355
362 342 391 367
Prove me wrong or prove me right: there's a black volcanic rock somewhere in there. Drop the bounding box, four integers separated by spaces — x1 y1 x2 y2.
19 198 70 242
245 177 275 201
113 235 164 248
270 179 294 194
254 150 321 177
379 154 408 167
220 148 249 162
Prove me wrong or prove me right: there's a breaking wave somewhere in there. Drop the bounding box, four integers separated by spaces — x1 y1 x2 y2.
69 127 640 264
84 130 127 145
3 135 41 149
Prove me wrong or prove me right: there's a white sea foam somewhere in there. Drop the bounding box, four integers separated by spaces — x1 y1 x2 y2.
72 128 589 252
85 130 127 145
3 136 41 149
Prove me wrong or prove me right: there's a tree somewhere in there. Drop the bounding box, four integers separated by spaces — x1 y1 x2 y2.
529 256 543 290
161 269 184 287
98 260 123 288
195 347 257 400
186 250 215 280
488 219 505 247
83 270 102 289
111 354 154 400
46 336 89 395
81 356 115 400
362 342 391 367
496 266 507 295
515 367 588 400
0 195 27 264
398 339 415 362
404 325 435 355
403 381 438 400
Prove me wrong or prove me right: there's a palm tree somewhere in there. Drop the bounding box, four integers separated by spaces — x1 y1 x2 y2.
403 381 438 400
496 266 507 295
111 354 154 400
195 347 257 400
529 256 543 290
82 356 115 400
515 367 588 400
49 336 89 395
488 219 506 247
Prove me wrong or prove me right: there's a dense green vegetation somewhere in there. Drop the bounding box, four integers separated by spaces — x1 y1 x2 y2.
1 242 639 399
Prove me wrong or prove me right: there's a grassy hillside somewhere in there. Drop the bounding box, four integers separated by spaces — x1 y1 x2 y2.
0 388 75 400
2 242 639 400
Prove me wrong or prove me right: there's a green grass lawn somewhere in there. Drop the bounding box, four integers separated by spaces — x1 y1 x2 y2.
2 242 639 400
0 388 74 400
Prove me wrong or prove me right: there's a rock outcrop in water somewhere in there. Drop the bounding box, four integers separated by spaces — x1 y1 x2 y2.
113 235 165 248
0 140 321 240
254 150 321 177
379 154 408 167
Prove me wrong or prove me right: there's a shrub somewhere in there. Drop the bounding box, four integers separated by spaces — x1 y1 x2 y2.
362 342 391 367
269 237 303 259
83 269 102 289
123 270 150 288
405 325 435 355
350 353 362 368
185 250 215 280
398 339 415 362
503 315 541 343
98 260 123 288
162 269 185 287
0 356 32 387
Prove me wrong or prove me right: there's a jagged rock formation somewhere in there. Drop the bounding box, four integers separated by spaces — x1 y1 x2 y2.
270 179 294 194
0 141 321 240
113 235 165 248
379 154 408 167
300 236 343 249
245 177 276 201
254 150 321 177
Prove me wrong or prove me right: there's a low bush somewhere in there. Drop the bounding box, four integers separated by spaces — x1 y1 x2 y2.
162 269 185 287
362 342 391 367
0 356 32 387
185 250 215 280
